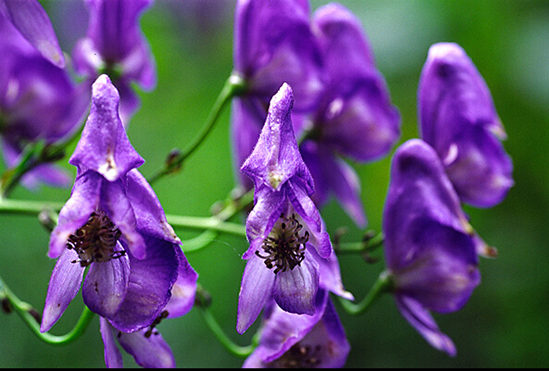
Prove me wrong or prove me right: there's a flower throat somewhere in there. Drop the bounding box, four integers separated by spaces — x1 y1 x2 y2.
255 213 309 274
67 210 125 267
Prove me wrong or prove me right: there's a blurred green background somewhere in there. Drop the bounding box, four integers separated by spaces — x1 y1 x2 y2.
1 0 548 367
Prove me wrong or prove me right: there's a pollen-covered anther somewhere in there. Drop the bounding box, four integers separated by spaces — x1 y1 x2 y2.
255 213 309 274
66 210 125 267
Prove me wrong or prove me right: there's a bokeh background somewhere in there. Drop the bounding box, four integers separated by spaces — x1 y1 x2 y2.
1 0 548 367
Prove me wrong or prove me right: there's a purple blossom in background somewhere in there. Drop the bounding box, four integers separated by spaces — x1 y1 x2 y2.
243 289 350 368
383 139 482 356
418 42 513 208
300 3 400 227
0 0 65 68
41 76 195 359
73 0 156 123
0 9 88 189
237 83 337 334
231 0 324 190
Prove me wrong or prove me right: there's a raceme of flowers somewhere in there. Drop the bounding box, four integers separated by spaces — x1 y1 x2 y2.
0 0 513 368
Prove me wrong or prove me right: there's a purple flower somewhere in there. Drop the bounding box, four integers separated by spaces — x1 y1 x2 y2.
231 0 324 190
300 3 400 227
243 289 350 368
418 42 513 208
382 139 482 356
72 0 156 123
237 83 346 334
0 13 88 189
0 0 65 68
41 75 194 341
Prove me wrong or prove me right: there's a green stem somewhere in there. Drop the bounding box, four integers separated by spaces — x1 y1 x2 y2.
334 231 384 254
0 276 94 345
148 73 247 185
0 198 63 215
338 271 393 316
166 215 246 237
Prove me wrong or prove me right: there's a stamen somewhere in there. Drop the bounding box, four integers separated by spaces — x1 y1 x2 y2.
144 310 169 338
267 342 323 368
255 213 309 274
67 211 125 267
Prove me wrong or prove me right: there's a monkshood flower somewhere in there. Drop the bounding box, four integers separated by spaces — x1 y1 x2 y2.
383 139 482 356
0 0 65 68
73 0 156 123
41 75 190 341
237 83 342 335
231 0 324 190
418 42 513 208
243 289 350 368
300 3 400 227
0 13 88 189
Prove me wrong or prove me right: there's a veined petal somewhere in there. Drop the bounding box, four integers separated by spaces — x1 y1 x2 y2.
308 245 354 301
99 316 124 368
49 170 102 259
237 254 276 334
41 248 85 332
82 242 130 318
164 247 198 319
69 74 144 181
117 326 176 368
395 295 457 357
273 254 319 315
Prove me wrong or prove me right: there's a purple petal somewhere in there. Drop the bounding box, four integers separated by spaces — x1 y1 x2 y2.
273 254 319 315
308 246 354 301
99 316 124 368
82 242 130 318
69 74 144 181
117 326 176 368
395 295 457 357
125 169 181 245
0 0 65 67
108 235 179 332
100 178 146 260
163 247 198 319
237 254 276 334
48 170 102 259
41 248 85 332
241 83 313 193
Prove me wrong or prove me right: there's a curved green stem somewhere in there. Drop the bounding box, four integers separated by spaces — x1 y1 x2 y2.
148 73 247 185
338 271 393 316
166 215 246 237
0 276 94 345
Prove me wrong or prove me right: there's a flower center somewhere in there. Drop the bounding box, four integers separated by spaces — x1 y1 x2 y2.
255 213 309 274
67 210 125 267
267 342 322 368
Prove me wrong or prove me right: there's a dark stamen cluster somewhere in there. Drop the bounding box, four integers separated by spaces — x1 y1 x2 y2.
144 310 169 338
255 213 309 274
67 210 124 267
267 342 323 368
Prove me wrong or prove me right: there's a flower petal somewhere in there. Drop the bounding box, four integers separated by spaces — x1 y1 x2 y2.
82 242 130 318
273 254 319 315
163 247 198 319
117 326 176 368
237 254 276 334
41 248 84 332
99 316 124 368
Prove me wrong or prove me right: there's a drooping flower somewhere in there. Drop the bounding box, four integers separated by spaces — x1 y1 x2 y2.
72 0 156 123
0 0 65 68
41 75 193 343
382 139 482 356
0 10 88 189
243 289 350 368
237 83 350 335
418 42 513 208
230 0 324 190
299 3 401 227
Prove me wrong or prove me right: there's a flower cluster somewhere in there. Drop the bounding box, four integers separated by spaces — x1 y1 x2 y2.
0 0 514 368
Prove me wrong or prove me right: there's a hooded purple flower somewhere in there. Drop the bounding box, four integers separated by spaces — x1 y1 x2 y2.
243 289 350 368
231 0 324 190
0 11 88 189
41 75 193 340
237 83 352 335
0 0 65 68
418 42 513 208
382 139 482 356
299 3 400 227
72 0 156 123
